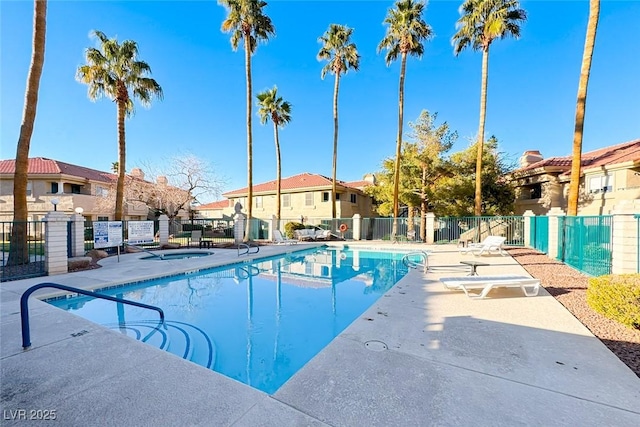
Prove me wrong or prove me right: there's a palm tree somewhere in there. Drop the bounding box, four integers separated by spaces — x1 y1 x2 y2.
452 0 526 216
567 0 600 216
378 0 433 239
77 30 163 221
256 86 292 227
8 0 47 267
7 0 47 265
317 24 360 220
219 0 275 241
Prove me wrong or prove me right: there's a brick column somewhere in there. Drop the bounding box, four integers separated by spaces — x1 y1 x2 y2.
70 213 85 257
547 207 565 260
158 214 169 245
44 211 69 275
425 213 435 244
352 214 361 241
523 210 534 248
611 201 640 274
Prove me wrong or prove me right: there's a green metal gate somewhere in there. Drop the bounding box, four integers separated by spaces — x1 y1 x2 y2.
530 216 549 254
558 215 612 276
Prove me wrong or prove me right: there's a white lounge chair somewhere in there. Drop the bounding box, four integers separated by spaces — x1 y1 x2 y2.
439 274 540 299
460 235 507 256
273 230 298 245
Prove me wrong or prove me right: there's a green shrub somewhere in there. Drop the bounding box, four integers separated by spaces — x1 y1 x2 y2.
586 274 640 330
284 222 305 239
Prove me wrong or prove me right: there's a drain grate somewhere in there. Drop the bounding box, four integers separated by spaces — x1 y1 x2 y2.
364 340 388 351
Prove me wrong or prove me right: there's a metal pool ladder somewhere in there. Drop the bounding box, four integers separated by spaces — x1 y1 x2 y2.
402 251 430 272
20 282 165 349
237 243 260 256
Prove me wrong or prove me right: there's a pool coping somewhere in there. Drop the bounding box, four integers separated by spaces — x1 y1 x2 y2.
2 242 639 426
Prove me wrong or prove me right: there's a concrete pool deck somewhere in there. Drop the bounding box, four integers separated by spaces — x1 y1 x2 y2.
1 242 639 426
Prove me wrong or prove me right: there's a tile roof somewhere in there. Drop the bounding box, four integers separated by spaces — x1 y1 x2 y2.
0 157 115 183
345 180 373 189
516 139 640 175
223 173 368 197
198 200 230 210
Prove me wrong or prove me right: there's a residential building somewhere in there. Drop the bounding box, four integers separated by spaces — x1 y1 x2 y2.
202 173 377 221
0 157 189 221
510 139 640 215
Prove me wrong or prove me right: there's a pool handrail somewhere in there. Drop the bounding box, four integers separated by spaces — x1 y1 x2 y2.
20 282 165 349
402 251 430 272
125 243 164 259
237 243 260 256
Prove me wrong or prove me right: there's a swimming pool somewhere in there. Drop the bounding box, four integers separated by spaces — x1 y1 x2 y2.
47 246 416 393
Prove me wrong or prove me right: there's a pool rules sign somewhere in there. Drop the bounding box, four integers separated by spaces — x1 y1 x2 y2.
127 221 154 245
93 221 123 249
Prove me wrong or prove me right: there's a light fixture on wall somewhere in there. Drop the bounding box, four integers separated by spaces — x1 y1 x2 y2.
51 198 59 211
75 207 84 215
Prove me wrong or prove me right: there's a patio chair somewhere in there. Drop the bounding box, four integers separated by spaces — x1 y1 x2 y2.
460 235 507 256
439 274 541 299
273 230 298 245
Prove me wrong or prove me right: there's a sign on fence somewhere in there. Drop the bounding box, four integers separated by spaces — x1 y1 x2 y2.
93 221 123 249
127 221 154 245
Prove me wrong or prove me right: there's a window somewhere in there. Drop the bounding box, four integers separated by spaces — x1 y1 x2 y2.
26 181 33 197
98 216 109 221
282 194 290 208
350 194 357 204
335 193 340 201
70 184 81 194
529 184 542 199
305 193 314 206
255 196 263 208
96 186 108 197
322 192 330 202
51 182 59 194
589 175 613 194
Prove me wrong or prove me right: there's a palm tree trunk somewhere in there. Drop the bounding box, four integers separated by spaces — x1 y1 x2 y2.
568 0 600 216
8 0 47 266
244 33 253 241
475 47 489 218
332 72 340 220
392 52 407 239
115 92 126 221
420 165 427 241
274 123 281 227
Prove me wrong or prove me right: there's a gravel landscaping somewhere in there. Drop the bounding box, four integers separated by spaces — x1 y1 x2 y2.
507 247 640 378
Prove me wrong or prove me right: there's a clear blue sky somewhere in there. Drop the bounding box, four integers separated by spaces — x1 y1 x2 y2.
2 0 639 203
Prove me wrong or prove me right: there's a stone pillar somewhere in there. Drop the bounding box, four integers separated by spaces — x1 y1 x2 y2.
44 211 69 276
547 207 565 260
523 210 535 248
70 213 86 257
234 213 246 243
158 214 169 245
269 215 277 241
352 214 361 241
611 201 640 274
425 213 435 244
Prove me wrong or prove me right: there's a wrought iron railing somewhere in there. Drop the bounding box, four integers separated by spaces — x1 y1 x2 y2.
558 215 612 276
434 216 524 246
1 220 46 282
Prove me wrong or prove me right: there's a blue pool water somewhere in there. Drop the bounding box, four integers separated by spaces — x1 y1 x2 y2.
47 246 415 393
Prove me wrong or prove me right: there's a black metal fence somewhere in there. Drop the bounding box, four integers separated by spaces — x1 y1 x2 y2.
1 221 46 282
